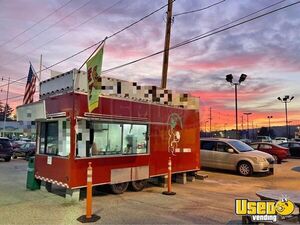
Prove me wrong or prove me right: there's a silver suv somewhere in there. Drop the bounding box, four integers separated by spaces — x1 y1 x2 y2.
200 138 274 176
256 136 272 143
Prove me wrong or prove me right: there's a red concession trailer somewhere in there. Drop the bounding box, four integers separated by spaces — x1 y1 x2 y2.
17 69 200 196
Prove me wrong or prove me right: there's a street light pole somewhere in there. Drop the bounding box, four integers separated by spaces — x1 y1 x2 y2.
205 121 208 137
234 83 238 138
267 115 273 137
226 74 247 139
243 112 252 139
277 95 294 138
285 101 288 137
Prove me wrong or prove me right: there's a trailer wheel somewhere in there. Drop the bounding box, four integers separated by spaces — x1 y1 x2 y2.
110 182 129 194
130 180 146 192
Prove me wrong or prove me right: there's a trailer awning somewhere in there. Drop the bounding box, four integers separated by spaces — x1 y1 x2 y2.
16 100 46 121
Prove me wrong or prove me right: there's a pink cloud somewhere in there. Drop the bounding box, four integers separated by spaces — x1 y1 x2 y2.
172 54 264 72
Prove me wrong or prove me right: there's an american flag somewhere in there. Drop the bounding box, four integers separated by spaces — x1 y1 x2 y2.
23 64 37 104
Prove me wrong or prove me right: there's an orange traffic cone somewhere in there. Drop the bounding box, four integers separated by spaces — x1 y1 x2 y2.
77 162 100 223
162 157 176 195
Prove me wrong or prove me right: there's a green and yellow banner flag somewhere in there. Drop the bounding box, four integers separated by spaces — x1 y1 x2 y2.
87 45 104 112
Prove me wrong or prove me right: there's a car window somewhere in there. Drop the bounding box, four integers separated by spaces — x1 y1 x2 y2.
227 140 253 152
201 141 215 151
0 139 12 147
291 143 300 148
216 142 230 152
20 143 26 148
280 143 289 147
251 144 259 149
260 144 272 149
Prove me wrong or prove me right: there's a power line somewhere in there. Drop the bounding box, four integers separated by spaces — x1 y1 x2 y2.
0 0 74 48
1 1 172 85
29 0 125 53
101 0 296 74
12 0 94 51
1 77 26 85
0 91 39 102
43 1 174 71
0 0 126 69
3 0 295 88
173 0 226 17
0 77 28 88
173 0 288 47
0 76 29 89
0 95 23 102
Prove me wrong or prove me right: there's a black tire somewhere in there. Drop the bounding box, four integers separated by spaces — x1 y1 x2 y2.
130 180 146 192
238 161 253 176
25 154 30 161
272 155 278 164
12 153 17 159
4 157 11 162
110 182 129 194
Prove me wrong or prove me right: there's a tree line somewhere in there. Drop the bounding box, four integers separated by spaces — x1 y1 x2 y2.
0 102 14 121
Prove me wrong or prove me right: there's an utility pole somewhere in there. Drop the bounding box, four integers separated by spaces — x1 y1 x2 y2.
161 0 173 89
39 54 42 81
267 115 273 137
209 107 212 137
204 121 208 137
277 96 294 138
244 112 252 139
241 115 244 131
225 74 247 139
252 121 254 140
3 77 10 137
234 83 238 138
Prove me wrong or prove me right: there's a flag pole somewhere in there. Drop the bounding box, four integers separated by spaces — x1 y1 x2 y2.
39 55 42 96
78 37 107 71
3 77 10 137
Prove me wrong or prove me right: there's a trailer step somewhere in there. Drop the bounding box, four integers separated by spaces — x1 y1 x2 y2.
195 173 208 180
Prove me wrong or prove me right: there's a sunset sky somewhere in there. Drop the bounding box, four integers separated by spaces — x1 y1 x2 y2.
0 0 300 130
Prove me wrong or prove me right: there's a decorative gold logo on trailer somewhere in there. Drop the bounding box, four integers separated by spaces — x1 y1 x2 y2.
167 113 183 155
87 45 104 112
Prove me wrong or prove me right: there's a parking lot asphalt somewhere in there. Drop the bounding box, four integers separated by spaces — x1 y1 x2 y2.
0 158 299 225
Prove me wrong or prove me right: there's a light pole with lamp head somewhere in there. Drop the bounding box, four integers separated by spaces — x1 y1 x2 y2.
226 74 247 139
224 123 227 138
267 115 273 137
204 120 208 137
243 112 252 139
277 95 294 138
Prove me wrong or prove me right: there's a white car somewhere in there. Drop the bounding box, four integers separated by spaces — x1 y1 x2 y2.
272 137 288 145
200 138 275 176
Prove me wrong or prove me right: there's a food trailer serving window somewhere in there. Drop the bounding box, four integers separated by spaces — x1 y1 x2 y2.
76 120 148 157
39 120 70 157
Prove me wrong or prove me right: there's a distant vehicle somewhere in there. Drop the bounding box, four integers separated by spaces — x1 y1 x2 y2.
0 137 13 162
256 136 272 143
11 140 26 150
250 142 289 164
279 142 300 158
240 139 252 145
200 138 274 176
12 142 36 160
19 138 31 142
272 137 288 145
